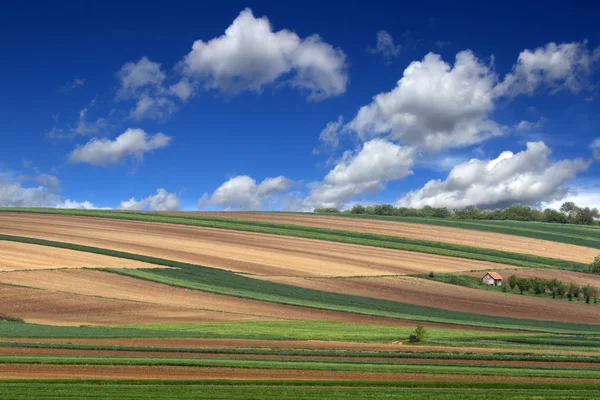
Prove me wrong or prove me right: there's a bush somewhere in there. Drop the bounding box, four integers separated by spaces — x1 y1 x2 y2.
0 314 24 323
409 325 428 343
428 271 435 278
590 255 600 274
313 207 340 213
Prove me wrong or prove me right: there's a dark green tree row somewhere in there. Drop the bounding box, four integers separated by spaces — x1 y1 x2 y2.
314 202 600 225
507 275 599 303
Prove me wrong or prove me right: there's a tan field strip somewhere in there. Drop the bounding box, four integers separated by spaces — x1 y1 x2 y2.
0 241 166 271
256 275 600 324
0 213 515 277
186 212 597 263
0 284 267 325
1 364 599 382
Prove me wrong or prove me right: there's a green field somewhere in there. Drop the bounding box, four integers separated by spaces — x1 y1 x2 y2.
3 381 600 400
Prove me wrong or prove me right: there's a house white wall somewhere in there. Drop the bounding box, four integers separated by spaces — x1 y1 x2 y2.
482 275 496 285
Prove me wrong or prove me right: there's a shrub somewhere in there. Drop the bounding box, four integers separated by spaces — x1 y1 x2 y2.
428 271 435 278
590 255 600 274
409 325 428 343
0 314 24 323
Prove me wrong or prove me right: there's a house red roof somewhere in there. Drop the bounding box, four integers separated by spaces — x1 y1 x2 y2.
485 272 503 280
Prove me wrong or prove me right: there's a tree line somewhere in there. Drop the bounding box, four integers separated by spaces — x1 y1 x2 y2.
507 274 598 303
314 202 600 225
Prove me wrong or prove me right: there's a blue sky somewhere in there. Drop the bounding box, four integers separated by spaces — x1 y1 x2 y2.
1 0 599 211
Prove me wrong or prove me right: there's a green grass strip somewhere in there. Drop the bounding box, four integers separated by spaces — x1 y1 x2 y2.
0 208 589 271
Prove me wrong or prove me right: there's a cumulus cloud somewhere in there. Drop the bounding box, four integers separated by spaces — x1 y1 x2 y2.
200 175 293 210
368 30 401 63
59 78 85 93
541 181 600 211
120 188 180 211
496 41 600 97
0 178 101 209
56 199 105 209
396 142 590 209
116 57 180 120
168 79 195 102
68 128 171 166
305 139 415 209
181 8 347 101
47 100 108 139
344 51 502 151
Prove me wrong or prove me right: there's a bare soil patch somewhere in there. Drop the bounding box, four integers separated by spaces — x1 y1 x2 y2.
0 285 263 326
186 212 597 263
0 213 516 277
257 275 600 324
1 364 598 382
0 241 164 271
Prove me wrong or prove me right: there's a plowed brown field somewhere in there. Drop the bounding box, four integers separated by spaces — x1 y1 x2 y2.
0 213 514 276
256 275 600 324
0 269 453 327
0 284 265 325
185 212 597 263
1 364 599 382
0 241 165 271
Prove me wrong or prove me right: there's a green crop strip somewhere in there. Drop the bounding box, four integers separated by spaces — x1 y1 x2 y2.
1 233 599 334
0 208 589 271
2 381 600 400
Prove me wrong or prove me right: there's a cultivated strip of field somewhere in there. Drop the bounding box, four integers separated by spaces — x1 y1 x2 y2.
0 214 518 276
254 275 600 324
0 210 588 271
308 212 600 250
0 270 439 327
1 233 598 333
0 241 164 271
186 212 598 263
0 284 260 326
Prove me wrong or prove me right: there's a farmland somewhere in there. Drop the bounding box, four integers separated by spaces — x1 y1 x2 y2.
1 210 600 398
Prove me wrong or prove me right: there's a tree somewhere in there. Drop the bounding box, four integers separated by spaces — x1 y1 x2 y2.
568 283 580 301
543 208 568 224
531 278 547 295
589 255 600 274
409 325 428 343
582 285 595 304
350 204 366 214
373 204 395 216
314 207 340 213
556 281 568 299
560 202 577 214
455 205 481 220
516 278 532 295
508 275 519 290
547 279 561 299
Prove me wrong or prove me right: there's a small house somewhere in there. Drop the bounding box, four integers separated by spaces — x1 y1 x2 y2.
482 272 503 286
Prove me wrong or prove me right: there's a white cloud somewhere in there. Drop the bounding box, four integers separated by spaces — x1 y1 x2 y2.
540 181 600 211
368 30 401 63
314 116 344 153
496 41 599 97
305 139 415 209
74 101 108 135
129 95 177 121
0 179 102 209
120 188 180 211
590 137 600 160
201 175 293 210
35 174 60 190
59 78 85 93
344 50 502 151
117 57 166 99
68 128 171 166
181 8 347 100
56 199 105 209
396 142 590 209
515 117 546 131
168 79 194 102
